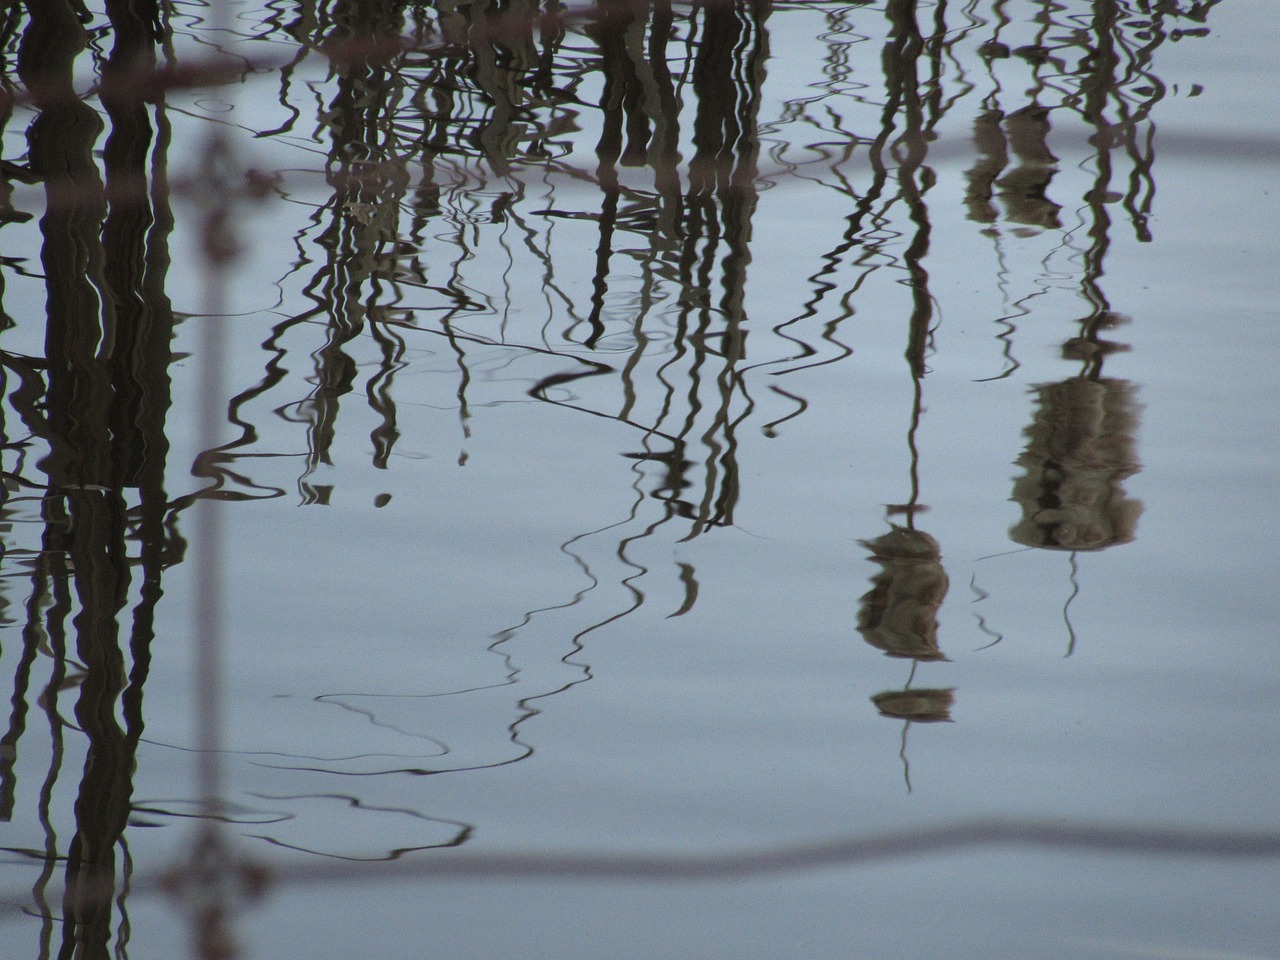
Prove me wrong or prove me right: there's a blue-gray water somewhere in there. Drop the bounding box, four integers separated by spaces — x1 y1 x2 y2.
1 2 1278 958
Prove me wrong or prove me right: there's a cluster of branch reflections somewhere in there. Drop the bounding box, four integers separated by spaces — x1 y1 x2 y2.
1 2 1266 959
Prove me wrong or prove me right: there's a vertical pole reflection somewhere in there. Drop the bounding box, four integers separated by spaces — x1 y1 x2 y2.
574 0 772 541
185 126 237 959
193 141 231 823
993 0 1183 660
172 6 264 958
858 0 955 790
280 0 427 493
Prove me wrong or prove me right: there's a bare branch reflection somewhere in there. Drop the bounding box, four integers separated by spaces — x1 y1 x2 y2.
0 1 1249 957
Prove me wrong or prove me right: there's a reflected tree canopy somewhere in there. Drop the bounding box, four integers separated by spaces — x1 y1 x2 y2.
858 526 948 663
1010 376 1142 552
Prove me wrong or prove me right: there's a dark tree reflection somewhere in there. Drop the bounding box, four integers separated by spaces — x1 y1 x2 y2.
0 0 1226 955
849 0 958 794
2 1 175 956
1005 1 1152 555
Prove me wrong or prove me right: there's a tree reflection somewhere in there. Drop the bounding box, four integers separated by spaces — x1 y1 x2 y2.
1 1 175 955
1009 376 1142 552
995 0 1153 650
0 0 1226 954
871 685 954 724
493 0 772 752
859 526 949 664
851 0 955 792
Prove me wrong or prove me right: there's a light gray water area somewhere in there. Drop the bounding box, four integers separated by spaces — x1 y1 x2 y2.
1 2 1278 958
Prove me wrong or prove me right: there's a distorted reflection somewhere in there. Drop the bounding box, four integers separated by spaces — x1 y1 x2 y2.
0 0 178 955
1009 375 1143 552
855 0 950 663
497 0 771 683
858 526 949 663
871 686 955 724
1007 14 1147 556
962 0 1158 664
850 0 960 789
0 0 1233 957
868 653 955 793
967 105 1061 232
859 522 951 793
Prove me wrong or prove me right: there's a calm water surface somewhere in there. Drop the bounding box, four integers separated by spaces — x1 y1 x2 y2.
1 2 1278 958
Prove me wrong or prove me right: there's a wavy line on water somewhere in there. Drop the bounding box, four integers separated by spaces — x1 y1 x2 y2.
2 818 1277 921
192 818 1280 885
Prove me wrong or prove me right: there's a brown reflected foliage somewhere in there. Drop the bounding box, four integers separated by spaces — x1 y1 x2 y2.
871 687 954 723
1010 377 1143 552
857 526 949 662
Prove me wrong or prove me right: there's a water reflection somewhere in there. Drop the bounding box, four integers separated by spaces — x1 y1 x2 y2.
1010 376 1142 552
1 1 175 954
974 0 1158 649
466 0 779 754
871 686 954 724
967 104 1061 231
859 525 949 663
859 521 951 791
0 0 1227 956
851 0 958 786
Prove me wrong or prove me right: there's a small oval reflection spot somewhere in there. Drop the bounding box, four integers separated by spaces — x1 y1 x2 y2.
195 98 234 113
375 493 392 508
